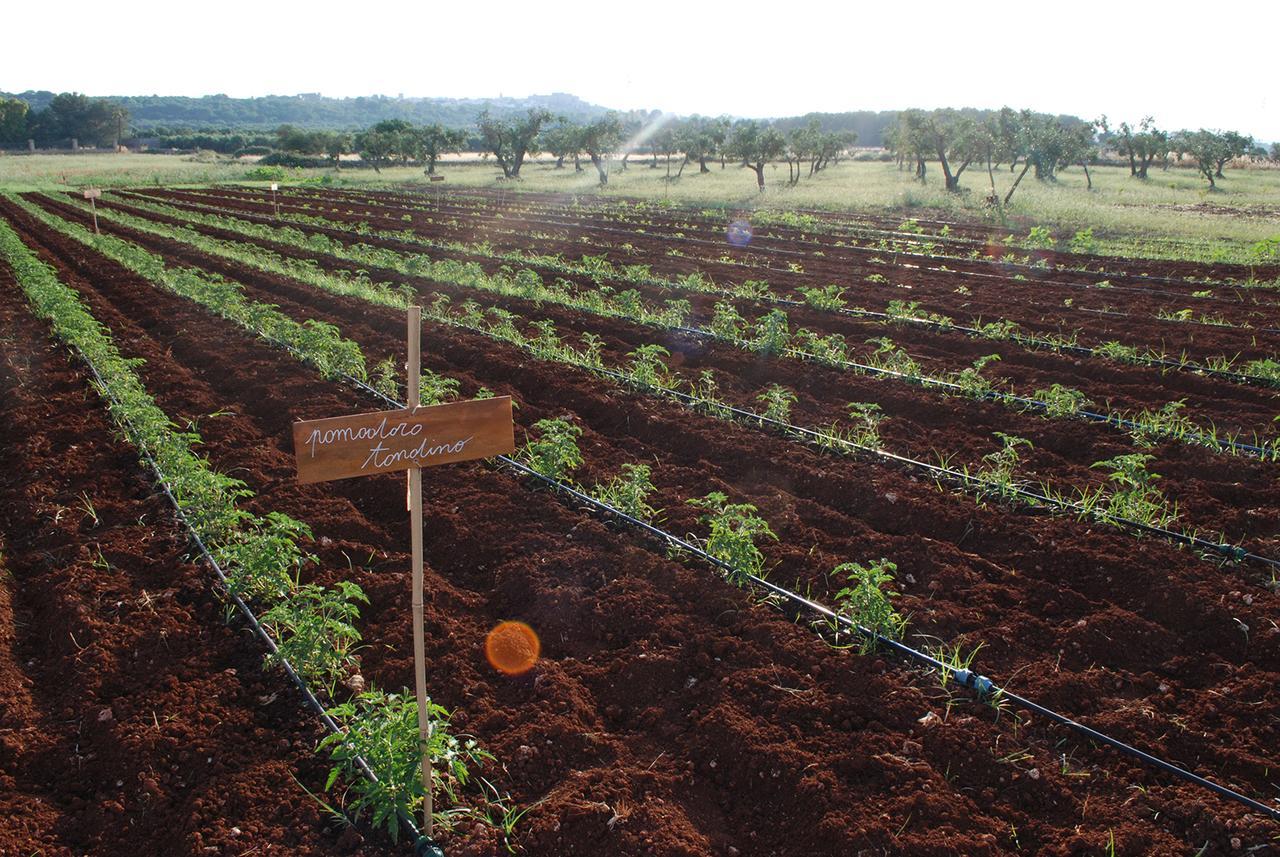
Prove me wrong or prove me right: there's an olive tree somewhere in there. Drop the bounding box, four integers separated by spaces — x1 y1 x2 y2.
477 108 552 178
1109 117 1168 179
417 124 467 175
580 114 623 185
728 120 787 191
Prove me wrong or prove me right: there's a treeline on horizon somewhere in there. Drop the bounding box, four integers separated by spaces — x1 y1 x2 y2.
2 91 1276 195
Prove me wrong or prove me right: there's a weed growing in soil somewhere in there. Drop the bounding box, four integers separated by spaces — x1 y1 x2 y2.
688 491 777 583
831 559 906 653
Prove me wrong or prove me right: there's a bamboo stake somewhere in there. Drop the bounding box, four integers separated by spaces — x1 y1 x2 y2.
405 306 433 836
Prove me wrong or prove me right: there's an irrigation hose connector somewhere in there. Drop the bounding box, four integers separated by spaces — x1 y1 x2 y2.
951 668 996 699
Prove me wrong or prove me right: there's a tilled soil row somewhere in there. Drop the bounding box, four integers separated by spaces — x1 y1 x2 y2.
7 191 1220 856
7 197 1279 853
0 257 383 856
33 191 1280 551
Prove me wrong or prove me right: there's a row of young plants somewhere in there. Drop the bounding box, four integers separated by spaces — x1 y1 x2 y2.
207 187 1280 339
34 200 1276 832
137 188 1272 336
125 187 1280 390
512 416 911 656
281 186 1277 293
101 192 1264 565
0 203 509 844
79 193 1280 461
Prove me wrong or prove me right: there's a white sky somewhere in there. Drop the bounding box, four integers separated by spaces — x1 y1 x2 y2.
4 0 1277 141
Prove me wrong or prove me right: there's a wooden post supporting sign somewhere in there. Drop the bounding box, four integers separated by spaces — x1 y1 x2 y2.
292 308 514 841
270 182 280 218
83 188 101 234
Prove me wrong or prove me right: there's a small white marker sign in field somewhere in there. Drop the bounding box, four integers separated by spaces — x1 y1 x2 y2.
83 188 101 233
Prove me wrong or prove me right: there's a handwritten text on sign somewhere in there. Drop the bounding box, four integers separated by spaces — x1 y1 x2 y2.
292 396 514 484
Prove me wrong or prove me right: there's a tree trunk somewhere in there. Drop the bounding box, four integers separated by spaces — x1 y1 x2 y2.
425 156 437 175
574 154 582 172
915 156 926 182
554 155 565 168
620 153 629 170
1003 159 1033 205
751 161 765 191
1080 161 1091 189
1127 149 1138 176
591 153 608 185
676 156 688 179
698 155 709 173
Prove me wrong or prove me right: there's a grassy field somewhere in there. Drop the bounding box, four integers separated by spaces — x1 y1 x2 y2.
3 150 1277 264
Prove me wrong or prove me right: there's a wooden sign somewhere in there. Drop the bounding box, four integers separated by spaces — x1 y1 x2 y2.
82 188 102 199
292 396 513 484
270 182 279 191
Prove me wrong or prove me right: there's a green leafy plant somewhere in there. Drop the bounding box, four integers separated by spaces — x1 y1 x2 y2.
372 356 399 401
1091 453 1177 528
688 491 777 583
753 309 791 355
757 384 797 423
262 581 368 694
710 301 745 339
979 433 1033 498
1033 383 1093 418
797 284 846 311
831 559 906 653
951 354 1001 397
846 402 885 448
594 463 660 522
627 343 673 389
519 418 582 481
320 691 489 841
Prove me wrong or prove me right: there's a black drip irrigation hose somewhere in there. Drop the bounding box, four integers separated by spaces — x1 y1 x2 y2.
344 351 1280 825
72 346 442 855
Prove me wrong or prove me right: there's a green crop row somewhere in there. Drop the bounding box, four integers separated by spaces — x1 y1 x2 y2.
0 211 503 843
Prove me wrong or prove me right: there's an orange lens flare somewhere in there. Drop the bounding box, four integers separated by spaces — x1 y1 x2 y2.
485 621 541 675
